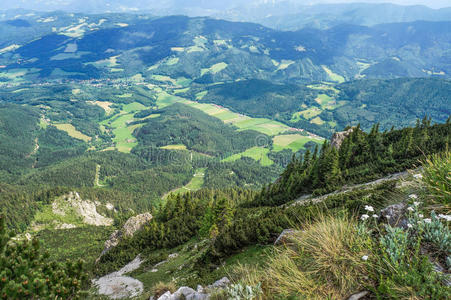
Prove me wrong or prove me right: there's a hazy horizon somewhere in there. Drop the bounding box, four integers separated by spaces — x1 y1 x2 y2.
1 0 450 13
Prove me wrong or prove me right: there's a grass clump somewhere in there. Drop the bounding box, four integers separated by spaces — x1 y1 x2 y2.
151 281 176 298
421 151 451 212
235 215 371 299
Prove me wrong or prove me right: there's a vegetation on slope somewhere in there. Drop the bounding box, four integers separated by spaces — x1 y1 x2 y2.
0 216 87 299
253 119 451 206
135 103 268 158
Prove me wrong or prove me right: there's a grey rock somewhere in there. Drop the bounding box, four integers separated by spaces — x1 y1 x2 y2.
156 287 209 300
380 203 407 227
157 291 172 300
208 277 230 289
93 255 144 299
331 128 354 149
173 287 196 297
347 291 369 300
99 213 153 259
186 293 209 300
274 229 300 245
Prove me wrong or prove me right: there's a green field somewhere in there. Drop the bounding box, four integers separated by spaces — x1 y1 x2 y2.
201 62 228 76
166 57 179 66
53 123 91 142
176 77 192 87
311 116 325 125
322 65 345 83
160 144 187 150
100 102 149 153
233 118 288 136
306 83 339 94
212 111 239 121
152 74 176 85
291 107 322 121
315 94 334 107
223 147 273 166
164 168 206 198
273 134 323 152
195 90 208 100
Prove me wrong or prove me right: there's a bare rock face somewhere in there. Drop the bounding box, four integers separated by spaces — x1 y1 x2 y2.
53 192 114 226
331 128 354 149
101 213 153 256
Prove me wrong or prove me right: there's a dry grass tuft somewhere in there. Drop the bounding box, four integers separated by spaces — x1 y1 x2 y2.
421 151 451 213
236 215 372 299
151 281 176 298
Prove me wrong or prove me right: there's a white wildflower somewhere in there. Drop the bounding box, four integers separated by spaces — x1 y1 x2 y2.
364 205 374 212
424 218 432 224
413 201 421 207
407 207 415 212
407 223 413 228
419 214 424 218
361 255 369 261
360 214 369 221
438 214 451 222
385 215 391 219
372 214 379 218
409 194 418 199
413 174 423 179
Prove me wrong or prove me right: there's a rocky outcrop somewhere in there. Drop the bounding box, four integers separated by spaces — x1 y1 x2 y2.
207 277 230 289
153 287 208 300
150 277 231 300
53 192 114 226
101 213 153 257
331 128 354 149
93 255 144 299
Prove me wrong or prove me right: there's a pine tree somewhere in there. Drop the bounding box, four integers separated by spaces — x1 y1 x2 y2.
0 215 86 299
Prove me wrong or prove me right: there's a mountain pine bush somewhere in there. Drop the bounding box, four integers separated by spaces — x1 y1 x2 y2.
0 215 86 299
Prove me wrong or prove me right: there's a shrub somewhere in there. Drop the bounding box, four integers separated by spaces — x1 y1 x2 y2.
0 215 86 299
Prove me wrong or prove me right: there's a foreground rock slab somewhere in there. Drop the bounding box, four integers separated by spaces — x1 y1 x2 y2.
93 255 144 299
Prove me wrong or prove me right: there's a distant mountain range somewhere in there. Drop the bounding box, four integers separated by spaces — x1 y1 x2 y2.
1 13 450 84
1 2 451 28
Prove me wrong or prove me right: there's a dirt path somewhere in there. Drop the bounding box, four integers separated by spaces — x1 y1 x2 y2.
93 255 144 299
287 171 411 208
27 138 39 168
95 164 107 187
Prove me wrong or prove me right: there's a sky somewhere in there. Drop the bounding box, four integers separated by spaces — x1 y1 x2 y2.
0 0 450 12
306 1 450 8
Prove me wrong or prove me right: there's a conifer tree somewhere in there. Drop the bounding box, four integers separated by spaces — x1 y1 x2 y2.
0 215 86 299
